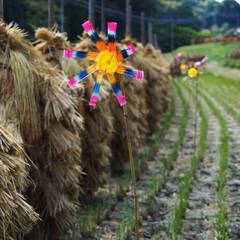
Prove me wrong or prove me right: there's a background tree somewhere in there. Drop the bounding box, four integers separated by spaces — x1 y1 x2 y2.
4 0 240 51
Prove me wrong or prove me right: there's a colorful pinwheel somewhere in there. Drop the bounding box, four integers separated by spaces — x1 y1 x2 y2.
180 63 188 75
63 20 144 107
178 56 208 83
187 56 208 80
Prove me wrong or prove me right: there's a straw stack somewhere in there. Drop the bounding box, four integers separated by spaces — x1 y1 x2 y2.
0 126 39 239
131 43 170 134
0 22 83 237
36 30 114 194
74 36 114 193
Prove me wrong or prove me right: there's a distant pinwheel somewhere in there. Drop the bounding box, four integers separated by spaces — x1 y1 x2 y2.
178 56 208 83
188 56 208 80
63 20 144 107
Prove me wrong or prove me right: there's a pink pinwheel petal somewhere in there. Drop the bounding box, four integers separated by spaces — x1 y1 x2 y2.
68 77 78 88
82 20 94 32
135 70 144 80
89 96 98 106
108 22 117 33
63 49 73 58
116 94 127 106
127 44 136 54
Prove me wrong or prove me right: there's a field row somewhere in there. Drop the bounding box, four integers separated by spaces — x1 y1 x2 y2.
73 73 240 239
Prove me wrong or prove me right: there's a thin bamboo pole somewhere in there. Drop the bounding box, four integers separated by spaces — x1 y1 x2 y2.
154 33 159 49
122 106 140 240
141 12 145 45
129 5 132 37
126 0 131 37
48 0 55 28
60 0 65 32
89 0 95 25
193 78 199 153
101 0 106 33
148 22 153 44
0 0 3 20
121 80 140 240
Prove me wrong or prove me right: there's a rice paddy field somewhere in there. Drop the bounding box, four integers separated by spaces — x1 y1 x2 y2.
1 16 240 240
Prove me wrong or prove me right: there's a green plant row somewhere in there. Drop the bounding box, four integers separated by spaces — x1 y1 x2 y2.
168 79 208 239
114 80 190 240
200 84 240 124
76 89 176 237
199 74 240 109
199 88 229 240
181 80 209 160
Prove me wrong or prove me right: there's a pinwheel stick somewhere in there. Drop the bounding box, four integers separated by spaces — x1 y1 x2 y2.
122 104 140 240
194 78 199 153
121 79 140 240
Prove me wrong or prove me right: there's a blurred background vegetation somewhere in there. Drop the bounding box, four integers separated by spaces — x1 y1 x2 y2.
4 0 240 52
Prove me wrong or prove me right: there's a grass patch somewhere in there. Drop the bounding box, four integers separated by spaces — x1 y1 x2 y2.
199 73 240 124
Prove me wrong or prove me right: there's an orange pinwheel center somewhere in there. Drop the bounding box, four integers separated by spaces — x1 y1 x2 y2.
96 50 119 74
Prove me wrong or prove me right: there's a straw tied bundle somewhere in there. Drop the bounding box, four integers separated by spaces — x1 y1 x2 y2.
0 22 83 237
35 28 114 193
0 126 39 239
130 43 170 134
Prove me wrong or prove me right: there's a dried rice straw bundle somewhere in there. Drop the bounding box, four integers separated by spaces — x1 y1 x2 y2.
0 125 39 238
143 44 166 67
34 27 76 73
129 43 170 134
80 75 114 193
0 22 83 236
110 73 148 175
74 36 114 193
144 44 170 114
36 29 113 194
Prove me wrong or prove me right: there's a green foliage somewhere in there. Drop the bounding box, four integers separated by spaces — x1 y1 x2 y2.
4 0 240 51
197 29 212 40
211 23 234 37
157 26 198 53
224 59 240 69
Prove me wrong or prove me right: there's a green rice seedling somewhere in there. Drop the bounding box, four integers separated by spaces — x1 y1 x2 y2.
199 74 240 124
78 192 116 235
198 87 229 240
169 79 208 239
